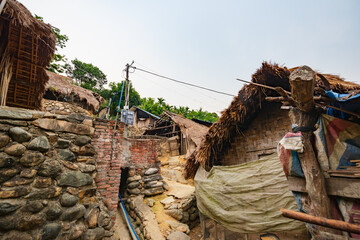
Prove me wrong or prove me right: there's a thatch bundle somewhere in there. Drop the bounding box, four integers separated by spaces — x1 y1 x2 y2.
0 0 56 109
45 71 105 112
184 62 360 179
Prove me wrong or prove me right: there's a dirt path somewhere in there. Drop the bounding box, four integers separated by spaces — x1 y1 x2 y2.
113 209 131 240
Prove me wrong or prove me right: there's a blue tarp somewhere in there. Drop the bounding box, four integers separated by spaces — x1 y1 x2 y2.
326 90 360 119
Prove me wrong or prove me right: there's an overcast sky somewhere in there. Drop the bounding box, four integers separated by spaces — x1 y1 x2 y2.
22 0 360 114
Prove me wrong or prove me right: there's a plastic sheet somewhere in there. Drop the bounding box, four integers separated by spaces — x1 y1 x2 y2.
194 153 305 233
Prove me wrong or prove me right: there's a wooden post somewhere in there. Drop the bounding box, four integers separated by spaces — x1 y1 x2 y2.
289 66 335 233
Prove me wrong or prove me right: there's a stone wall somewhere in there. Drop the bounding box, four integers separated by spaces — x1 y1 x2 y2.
0 107 112 239
42 99 92 116
221 103 291 165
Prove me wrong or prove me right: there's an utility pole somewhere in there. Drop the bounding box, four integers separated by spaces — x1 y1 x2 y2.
124 61 134 110
122 61 134 137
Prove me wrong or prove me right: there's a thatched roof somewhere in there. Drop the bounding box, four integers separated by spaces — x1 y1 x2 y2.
45 71 105 112
165 111 209 147
0 0 56 109
184 62 360 179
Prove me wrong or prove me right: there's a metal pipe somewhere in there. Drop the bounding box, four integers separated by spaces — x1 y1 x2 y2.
119 193 139 240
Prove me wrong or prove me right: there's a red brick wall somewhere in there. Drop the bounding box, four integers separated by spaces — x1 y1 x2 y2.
92 119 159 212
128 138 160 169
221 103 291 165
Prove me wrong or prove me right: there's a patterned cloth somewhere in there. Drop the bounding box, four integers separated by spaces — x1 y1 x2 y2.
278 132 304 178
278 114 360 238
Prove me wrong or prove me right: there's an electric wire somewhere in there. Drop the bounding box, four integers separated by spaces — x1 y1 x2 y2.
133 71 222 114
131 66 236 97
133 61 230 104
133 71 208 106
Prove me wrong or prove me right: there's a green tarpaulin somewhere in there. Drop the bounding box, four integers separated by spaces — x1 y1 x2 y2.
194 153 306 233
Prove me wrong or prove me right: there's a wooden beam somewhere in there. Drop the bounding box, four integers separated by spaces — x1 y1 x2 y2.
281 208 360 234
289 66 334 233
287 176 360 199
265 96 339 103
236 78 291 95
147 124 177 131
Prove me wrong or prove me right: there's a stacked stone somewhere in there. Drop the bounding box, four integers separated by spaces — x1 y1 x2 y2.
163 194 199 229
126 167 167 197
0 108 112 240
142 168 166 196
125 197 146 240
122 167 169 240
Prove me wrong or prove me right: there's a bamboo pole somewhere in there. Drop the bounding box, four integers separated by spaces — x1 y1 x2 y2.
281 208 360 234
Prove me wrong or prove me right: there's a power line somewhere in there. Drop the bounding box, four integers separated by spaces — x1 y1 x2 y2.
133 71 216 109
130 66 236 97
134 61 229 104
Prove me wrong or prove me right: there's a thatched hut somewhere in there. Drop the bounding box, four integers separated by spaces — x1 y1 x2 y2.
144 111 209 157
185 62 360 240
0 0 56 109
43 71 104 114
186 63 360 178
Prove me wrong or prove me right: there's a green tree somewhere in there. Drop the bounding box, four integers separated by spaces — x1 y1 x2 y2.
139 98 219 122
99 81 141 115
66 59 107 91
35 15 69 73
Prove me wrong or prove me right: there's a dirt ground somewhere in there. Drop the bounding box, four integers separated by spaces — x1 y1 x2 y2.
188 223 203 240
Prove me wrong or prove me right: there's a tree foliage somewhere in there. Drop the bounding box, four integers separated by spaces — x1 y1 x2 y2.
35 15 69 73
66 59 107 91
99 81 141 115
139 97 219 122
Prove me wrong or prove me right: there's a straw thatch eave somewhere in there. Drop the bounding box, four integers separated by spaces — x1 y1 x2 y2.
45 71 105 112
2 0 56 65
0 0 56 109
184 62 360 179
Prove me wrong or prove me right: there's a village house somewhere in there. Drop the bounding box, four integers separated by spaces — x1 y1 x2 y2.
185 62 360 240
130 106 160 129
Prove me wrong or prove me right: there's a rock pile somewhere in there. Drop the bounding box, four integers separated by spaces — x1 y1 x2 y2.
0 108 112 239
162 194 199 228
